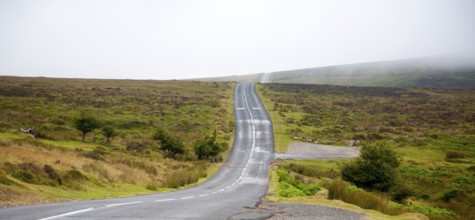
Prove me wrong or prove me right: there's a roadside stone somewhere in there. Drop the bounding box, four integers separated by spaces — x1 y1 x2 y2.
228 211 274 220
346 140 355 147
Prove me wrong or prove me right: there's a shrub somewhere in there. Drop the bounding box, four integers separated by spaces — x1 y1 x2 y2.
276 168 319 197
3 162 39 184
445 151 465 159
102 126 117 144
0 175 15 185
153 128 185 159
410 204 456 218
341 142 400 192
441 189 458 202
146 183 158 191
74 114 101 142
63 170 88 183
390 183 412 203
43 164 62 185
161 161 209 188
278 181 306 197
194 130 226 161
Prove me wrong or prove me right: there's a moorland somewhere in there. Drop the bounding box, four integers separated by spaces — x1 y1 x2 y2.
258 83 475 220
0 76 235 206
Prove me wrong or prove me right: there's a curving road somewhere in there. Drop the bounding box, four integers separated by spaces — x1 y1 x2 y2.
260 72 271 84
0 83 274 220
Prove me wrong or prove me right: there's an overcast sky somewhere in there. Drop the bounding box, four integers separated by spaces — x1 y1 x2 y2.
1 0 474 80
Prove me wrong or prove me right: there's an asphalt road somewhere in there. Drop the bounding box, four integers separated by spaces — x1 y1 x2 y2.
0 82 274 220
260 72 271 83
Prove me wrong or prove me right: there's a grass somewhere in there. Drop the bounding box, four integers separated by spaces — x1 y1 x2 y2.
266 162 428 220
258 83 475 219
257 87 298 152
328 179 405 215
0 76 236 206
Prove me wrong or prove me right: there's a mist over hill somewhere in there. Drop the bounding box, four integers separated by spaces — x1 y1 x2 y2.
197 55 475 89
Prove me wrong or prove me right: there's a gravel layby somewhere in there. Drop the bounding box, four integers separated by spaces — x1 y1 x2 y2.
275 142 360 159
229 202 365 220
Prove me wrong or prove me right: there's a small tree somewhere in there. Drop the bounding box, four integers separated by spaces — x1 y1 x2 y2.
194 130 225 160
153 128 184 159
341 142 400 192
74 115 100 142
102 126 117 144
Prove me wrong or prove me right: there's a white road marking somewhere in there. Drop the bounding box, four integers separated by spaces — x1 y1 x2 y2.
106 201 143 207
24 84 269 219
156 198 176 202
143 84 264 202
237 119 270 124
39 208 94 220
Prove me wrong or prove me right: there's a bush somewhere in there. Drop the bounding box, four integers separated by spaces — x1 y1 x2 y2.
445 151 465 159
43 164 62 185
102 126 117 144
63 169 88 183
161 161 209 188
441 189 458 202
341 142 400 192
390 183 412 203
0 175 15 185
276 168 319 197
153 128 185 159
278 181 306 197
3 162 39 184
194 130 226 161
146 183 158 191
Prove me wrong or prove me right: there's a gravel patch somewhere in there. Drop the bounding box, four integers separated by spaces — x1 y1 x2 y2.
275 142 360 159
229 202 365 220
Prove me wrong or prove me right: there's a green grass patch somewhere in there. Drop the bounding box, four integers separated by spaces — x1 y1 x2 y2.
276 168 319 197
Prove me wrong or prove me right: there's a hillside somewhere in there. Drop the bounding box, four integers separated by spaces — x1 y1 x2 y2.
198 55 475 89
258 83 475 219
193 73 262 83
0 76 235 206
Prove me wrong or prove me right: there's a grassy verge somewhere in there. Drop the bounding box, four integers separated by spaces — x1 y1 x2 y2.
257 86 294 152
266 160 428 220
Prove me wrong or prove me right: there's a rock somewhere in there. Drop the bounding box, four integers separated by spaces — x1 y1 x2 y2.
228 211 274 220
346 140 355 147
316 189 329 197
